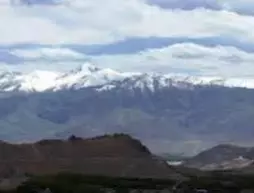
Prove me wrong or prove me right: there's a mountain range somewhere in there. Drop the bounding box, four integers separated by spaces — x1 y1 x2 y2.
1 62 254 93
0 63 253 155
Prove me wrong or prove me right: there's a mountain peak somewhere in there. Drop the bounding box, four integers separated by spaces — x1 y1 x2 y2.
76 62 101 74
1 63 254 92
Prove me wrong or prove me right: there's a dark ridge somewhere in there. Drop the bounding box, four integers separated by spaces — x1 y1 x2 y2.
68 135 83 141
0 134 184 180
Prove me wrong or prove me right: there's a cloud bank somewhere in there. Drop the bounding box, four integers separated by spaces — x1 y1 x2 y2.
1 0 254 45
0 0 253 77
147 0 254 16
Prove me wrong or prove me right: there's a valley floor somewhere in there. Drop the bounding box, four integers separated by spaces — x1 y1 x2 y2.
1 171 254 193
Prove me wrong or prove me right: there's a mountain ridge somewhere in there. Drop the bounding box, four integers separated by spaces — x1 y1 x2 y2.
0 133 184 180
1 62 254 92
0 62 253 155
0 79 253 155
183 144 254 170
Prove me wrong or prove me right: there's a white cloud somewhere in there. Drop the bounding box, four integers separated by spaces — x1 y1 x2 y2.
11 47 84 59
147 0 254 15
0 61 81 72
0 0 254 45
3 43 254 78
217 0 254 15
89 43 254 77
1 0 254 78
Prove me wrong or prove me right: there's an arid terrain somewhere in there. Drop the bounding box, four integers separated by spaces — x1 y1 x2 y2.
0 134 183 181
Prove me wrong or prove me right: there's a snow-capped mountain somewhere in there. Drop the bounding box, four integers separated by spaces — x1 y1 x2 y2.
0 70 61 92
1 62 254 155
51 62 131 91
0 62 254 93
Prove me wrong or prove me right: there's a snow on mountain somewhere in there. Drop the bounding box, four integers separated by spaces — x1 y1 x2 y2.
0 62 253 93
18 70 61 92
200 156 254 171
51 62 130 90
0 70 60 92
0 72 23 92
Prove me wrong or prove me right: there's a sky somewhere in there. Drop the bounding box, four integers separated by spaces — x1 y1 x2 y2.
0 0 254 77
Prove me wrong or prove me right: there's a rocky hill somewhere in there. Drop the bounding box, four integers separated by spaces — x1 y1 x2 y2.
0 134 184 180
183 144 254 170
